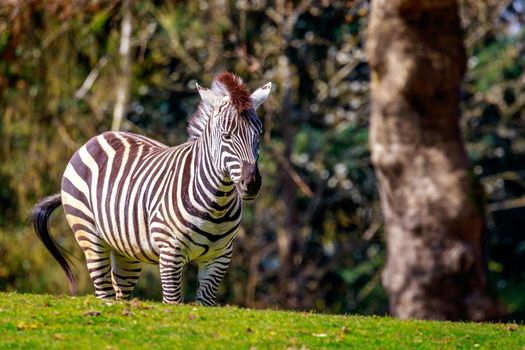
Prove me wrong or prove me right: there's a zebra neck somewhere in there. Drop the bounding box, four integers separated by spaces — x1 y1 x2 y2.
192 138 240 213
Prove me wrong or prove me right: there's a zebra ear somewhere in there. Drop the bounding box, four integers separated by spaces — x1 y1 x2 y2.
196 83 227 107
251 82 272 110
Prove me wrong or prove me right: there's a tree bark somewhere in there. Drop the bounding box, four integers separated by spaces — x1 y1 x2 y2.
366 0 502 320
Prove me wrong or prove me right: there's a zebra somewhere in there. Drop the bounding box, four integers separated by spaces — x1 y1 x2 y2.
31 72 271 305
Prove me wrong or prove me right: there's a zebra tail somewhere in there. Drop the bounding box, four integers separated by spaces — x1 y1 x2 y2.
31 193 77 295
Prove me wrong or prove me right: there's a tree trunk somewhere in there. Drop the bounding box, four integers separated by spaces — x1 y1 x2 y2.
366 0 502 320
111 0 132 131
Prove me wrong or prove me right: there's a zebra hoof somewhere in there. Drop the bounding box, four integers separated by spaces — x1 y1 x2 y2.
162 298 183 305
195 299 215 307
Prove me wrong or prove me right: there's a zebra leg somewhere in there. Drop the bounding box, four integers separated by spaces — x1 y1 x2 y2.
110 250 142 300
159 247 186 304
76 235 115 299
195 252 232 306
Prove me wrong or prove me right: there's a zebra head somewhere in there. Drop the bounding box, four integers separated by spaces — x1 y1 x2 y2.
195 75 271 201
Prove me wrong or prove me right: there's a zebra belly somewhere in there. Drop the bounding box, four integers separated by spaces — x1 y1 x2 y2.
85 181 160 263
95 212 159 263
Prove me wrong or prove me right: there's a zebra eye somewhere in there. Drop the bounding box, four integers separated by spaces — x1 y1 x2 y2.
222 133 232 140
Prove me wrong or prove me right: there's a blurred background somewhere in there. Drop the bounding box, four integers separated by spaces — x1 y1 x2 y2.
0 0 524 320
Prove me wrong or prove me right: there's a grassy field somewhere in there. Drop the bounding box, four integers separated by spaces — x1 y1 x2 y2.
0 292 523 349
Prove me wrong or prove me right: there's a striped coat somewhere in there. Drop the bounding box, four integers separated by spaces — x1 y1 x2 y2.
32 72 271 305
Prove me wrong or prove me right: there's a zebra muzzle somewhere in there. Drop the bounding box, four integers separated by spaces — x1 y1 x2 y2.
237 162 262 200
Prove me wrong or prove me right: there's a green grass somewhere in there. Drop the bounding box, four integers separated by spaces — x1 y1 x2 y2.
0 293 523 349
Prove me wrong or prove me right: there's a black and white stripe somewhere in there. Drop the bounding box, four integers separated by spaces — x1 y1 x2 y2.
32 72 271 305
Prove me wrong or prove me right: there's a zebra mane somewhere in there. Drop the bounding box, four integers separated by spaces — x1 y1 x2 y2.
187 72 253 141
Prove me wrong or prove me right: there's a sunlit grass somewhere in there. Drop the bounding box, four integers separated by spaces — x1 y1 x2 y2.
0 292 523 349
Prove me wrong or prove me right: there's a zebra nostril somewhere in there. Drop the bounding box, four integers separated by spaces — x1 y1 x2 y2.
238 162 261 196
237 177 248 191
